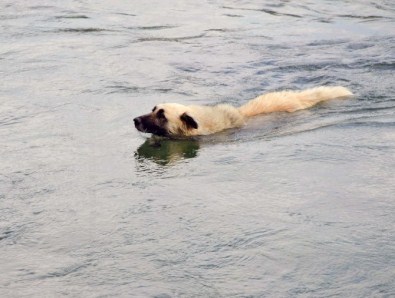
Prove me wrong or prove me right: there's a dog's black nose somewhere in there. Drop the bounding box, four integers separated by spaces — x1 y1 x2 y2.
133 117 141 126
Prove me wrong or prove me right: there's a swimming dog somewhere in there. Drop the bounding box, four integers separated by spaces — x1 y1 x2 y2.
133 86 352 137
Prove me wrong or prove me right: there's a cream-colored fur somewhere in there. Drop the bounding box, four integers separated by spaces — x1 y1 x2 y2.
135 86 353 137
157 103 245 136
238 86 352 116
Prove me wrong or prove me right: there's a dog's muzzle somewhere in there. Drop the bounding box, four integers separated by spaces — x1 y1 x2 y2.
133 114 168 136
134 117 143 131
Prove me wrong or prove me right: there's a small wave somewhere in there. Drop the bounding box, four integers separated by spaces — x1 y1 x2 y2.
212 229 286 252
315 17 332 23
175 66 201 73
106 83 174 95
364 61 395 71
154 88 173 93
0 230 13 241
339 120 395 128
337 14 392 21
268 62 338 72
0 15 23 20
106 84 144 94
205 28 241 33
114 12 136 17
135 34 205 43
55 28 111 33
135 25 178 30
29 5 55 10
223 14 243 18
39 261 93 279
0 112 47 127
306 39 349 47
54 15 90 19
222 6 302 18
336 105 395 115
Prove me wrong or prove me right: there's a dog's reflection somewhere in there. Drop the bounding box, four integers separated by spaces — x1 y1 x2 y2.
135 137 200 165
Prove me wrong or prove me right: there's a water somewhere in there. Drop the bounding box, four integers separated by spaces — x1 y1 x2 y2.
1 1 394 297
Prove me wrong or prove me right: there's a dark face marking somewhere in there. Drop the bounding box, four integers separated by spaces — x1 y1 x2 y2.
157 108 165 118
180 112 198 130
133 107 169 136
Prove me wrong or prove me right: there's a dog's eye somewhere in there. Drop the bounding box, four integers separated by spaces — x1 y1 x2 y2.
157 109 166 119
152 106 157 112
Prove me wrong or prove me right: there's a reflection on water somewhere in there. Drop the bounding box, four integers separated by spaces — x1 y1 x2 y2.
135 137 200 165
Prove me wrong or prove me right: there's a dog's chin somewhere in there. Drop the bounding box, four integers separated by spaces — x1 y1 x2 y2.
135 124 169 137
135 123 146 133
152 129 171 137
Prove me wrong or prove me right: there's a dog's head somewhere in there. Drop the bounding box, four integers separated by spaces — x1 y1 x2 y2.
134 103 198 137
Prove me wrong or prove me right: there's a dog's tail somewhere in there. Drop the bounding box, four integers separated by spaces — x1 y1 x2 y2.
238 86 353 117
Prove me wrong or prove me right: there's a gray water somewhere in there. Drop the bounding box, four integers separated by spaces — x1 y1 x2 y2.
1 1 395 297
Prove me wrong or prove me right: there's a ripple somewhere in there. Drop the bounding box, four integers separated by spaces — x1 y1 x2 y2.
106 84 144 94
364 61 395 71
114 12 136 17
0 230 13 241
29 5 55 10
54 15 90 19
212 229 286 252
39 261 93 279
135 34 206 43
336 104 395 115
54 28 112 33
223 14 243 18
340 120 395 128
222 6 302 18
205 28 242 33
337 14 392 21
134 25 178 30
306 39 350 47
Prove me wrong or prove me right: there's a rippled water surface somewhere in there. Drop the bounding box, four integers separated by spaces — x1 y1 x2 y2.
1 1 395 297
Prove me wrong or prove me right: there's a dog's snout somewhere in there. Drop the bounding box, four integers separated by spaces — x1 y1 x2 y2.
133 117 141 126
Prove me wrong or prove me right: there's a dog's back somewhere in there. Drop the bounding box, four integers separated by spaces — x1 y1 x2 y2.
238 86 353 117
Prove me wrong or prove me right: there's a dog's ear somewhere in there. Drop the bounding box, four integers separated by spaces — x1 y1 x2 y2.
180 112 198 129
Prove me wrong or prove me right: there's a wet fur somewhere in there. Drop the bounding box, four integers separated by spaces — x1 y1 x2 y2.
134 86 353 137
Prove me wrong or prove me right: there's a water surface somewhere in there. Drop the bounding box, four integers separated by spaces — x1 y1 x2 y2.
1 1 394 297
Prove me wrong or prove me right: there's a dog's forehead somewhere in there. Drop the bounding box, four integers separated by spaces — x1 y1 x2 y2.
156 103 187 114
